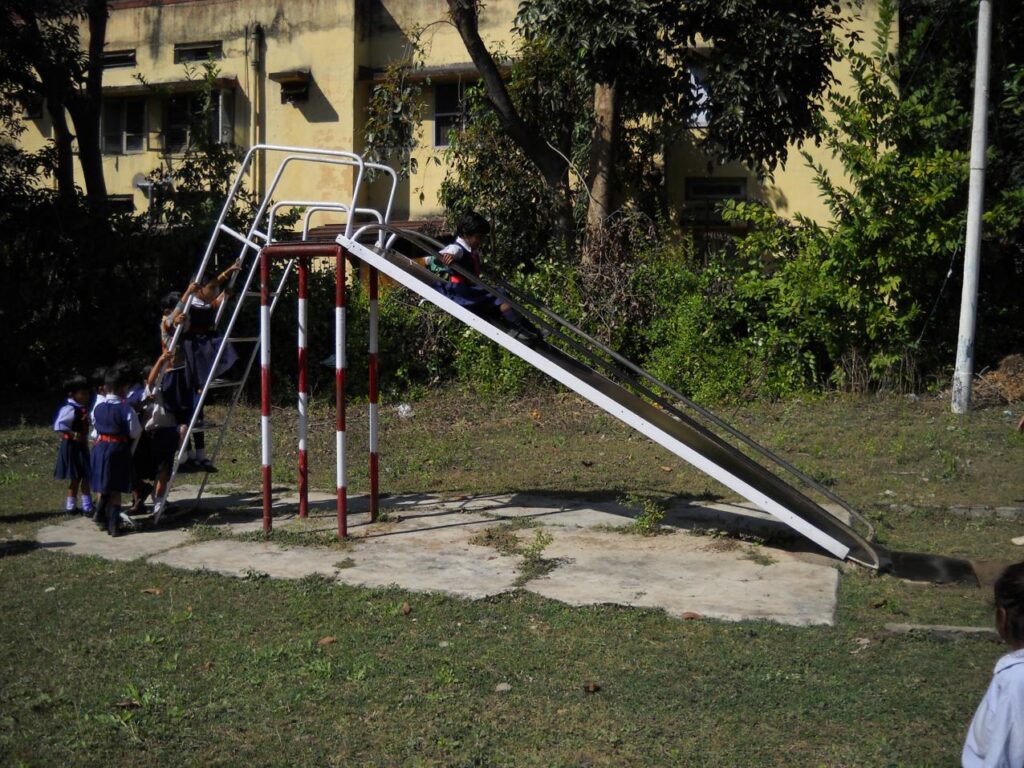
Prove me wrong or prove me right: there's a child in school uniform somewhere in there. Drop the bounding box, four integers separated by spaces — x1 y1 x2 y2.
430 211 541 345
166 263 240 472
88 367 107 443
90 365 142 537
962 560 1024 767
137 350 178 519
52 375 94 516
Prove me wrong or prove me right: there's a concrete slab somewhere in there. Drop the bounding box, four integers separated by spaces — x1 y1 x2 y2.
526 528 840 626
36 517 190 561
36 490 845 626
148 539 342 580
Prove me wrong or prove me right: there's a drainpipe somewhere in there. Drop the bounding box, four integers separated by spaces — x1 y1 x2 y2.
251 22 267 201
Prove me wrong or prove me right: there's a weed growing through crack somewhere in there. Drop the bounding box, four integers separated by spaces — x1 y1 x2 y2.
469 519 560 585
621 493 668 536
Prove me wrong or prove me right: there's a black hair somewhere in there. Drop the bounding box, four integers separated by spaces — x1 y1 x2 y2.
103 362 132 392
455 211 491 238
62 374 89 396
161 291 182 312
995 561 1024 645
89 367 107 389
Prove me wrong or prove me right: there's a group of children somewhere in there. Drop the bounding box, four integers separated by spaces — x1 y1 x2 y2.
52 261 240 536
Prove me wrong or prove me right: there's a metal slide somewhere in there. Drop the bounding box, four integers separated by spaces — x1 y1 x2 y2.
337 229 891 572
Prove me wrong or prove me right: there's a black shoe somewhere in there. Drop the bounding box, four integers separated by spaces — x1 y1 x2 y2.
107 508 121 537
178 458 199 473
507 327 542 348
93 500 108 528
196 459 219 473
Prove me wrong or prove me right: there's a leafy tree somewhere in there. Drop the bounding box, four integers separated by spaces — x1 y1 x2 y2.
439 36 592 269
0 0 109 209
445 0 846 251
897 0 1024 363
706 0 1024 390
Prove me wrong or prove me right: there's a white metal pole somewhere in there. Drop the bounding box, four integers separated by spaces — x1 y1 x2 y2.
951 0 993 414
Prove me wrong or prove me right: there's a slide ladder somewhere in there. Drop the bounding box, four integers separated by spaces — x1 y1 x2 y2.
156 146 396 522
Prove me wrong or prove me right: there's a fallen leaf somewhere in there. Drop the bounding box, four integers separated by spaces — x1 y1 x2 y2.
660 466 673 473
581 460 594 467
317 636 336 646
141 587 162 596
401 602 412 616
115 700 140 709
495 682 512 693
201 661 214 671
583 681 601 694
681 612 703 621
530 409 542 420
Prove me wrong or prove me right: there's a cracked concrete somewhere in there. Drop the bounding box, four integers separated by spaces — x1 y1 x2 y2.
35 485 844 626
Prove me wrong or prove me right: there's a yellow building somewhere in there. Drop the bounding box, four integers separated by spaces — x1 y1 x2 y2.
17 0 888 228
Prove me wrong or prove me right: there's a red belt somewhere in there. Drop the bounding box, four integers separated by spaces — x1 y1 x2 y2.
62 432 83 441
98 434 130 443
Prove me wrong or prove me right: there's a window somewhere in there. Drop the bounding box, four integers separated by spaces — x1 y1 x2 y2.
107 195 136 214
174 41 223 64
682 178 746 227
163 90 234 154
103 50 137 69
102 98 146 155
433 82 466 147
687 67 711 129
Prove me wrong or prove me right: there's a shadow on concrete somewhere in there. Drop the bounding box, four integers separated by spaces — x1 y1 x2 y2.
173 486 839 560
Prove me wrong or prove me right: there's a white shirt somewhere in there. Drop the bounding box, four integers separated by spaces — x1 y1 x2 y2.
963 648 1024 768
89 393 118 441
142 383 177 430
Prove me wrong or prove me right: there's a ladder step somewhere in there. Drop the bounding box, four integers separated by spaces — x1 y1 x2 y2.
228 336 259 343
188 423 218 433
245 290 281 299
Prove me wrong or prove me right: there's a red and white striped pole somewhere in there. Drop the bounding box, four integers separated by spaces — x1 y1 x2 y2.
368 266 380 522
335 246 347 538
260 248 273 533
297 255 309 519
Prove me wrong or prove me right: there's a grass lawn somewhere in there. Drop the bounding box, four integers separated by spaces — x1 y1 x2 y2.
1 389 1023 766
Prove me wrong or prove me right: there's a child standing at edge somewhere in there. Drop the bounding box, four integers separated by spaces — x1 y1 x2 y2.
52 375 94 516
963 561 1024 767
91 366 142 537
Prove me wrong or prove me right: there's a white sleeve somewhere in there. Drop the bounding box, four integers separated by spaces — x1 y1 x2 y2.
126 406 143 440
981 677 1024 768
53 404 75 432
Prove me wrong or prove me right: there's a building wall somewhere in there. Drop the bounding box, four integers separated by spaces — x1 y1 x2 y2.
666 0 890 227
16 0 886 228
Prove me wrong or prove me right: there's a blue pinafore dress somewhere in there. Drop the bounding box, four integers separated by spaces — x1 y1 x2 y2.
53 400 91 480
90 399 136 493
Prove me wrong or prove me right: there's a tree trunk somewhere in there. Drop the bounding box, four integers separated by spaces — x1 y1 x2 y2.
446 0 576 254
68 99 107 209
584 80 619 257
45 91 78 206
75 0 109 211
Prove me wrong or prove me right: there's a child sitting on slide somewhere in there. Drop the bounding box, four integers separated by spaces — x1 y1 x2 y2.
430 212 541 345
